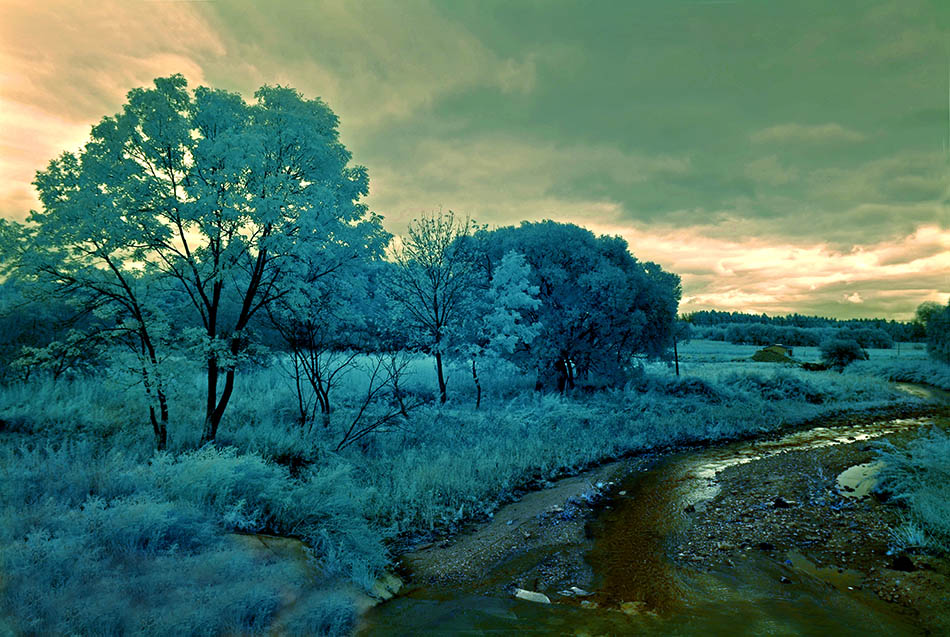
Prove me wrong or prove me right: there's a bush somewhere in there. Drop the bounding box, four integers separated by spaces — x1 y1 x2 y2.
875 429 950 554
820 336 868 372
926 303 950 364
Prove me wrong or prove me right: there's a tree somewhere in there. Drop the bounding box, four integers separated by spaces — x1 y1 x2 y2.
671 318 692 377
267 258 389 428
820 336 868 372
475 221 680 390
447 250 541 407
388 211 479 404
1 75 382 446
916 300 950 364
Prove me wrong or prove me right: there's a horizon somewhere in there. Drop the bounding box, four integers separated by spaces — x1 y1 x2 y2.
2 0 947 321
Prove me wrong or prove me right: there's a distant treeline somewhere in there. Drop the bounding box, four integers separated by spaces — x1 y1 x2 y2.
683 310 922 348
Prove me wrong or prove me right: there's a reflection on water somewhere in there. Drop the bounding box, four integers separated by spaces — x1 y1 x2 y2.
362 412 940 636
837 461 885 499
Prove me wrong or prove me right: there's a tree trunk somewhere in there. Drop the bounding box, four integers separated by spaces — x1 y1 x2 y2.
202 356 219 443
435 350 447 404
140 337 169 451
555 358 567 393
202 366 235 444
472 358 482 409
673 335 680 377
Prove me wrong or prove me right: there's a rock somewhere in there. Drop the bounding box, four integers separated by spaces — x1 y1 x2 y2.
618 490 627 496
372 573 403 601
514 588 551 604
620 601 646 615
570 586 593 597
580 600 598 609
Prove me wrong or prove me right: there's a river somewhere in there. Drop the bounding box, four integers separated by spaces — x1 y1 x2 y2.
360 386 949 636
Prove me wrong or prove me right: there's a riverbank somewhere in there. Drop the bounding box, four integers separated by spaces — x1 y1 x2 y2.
364 398 950 635
671 414 950 634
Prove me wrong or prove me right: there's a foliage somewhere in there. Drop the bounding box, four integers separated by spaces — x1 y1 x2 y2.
693 322 895 349
0 339 926 633
855 358 950 392
916 301 950 364
0 442 384 636
875 428 950 554
475 221 681 389
447 250 541 407
820 336 869 372
686 309 916 343
0 74 384 446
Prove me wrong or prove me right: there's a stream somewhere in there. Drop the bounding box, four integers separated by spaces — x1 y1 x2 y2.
360 386 949 636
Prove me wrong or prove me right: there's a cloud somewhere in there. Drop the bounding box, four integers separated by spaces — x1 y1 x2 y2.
614 224 950 319
750 123 866 145
2 0 946 320
199 1 539 132
744 155 797 186
365 136 691 231
0 0 223 217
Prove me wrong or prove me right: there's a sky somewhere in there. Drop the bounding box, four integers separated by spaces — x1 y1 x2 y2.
1 0 948 320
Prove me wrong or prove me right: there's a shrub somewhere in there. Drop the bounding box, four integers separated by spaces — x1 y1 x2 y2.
820 336 868 372
875 429 950 554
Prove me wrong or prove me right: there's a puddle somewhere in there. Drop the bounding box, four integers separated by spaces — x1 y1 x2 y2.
786 549 864 592
837 461 885 498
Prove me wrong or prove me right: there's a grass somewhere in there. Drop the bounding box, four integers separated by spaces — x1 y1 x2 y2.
875 426 950 555
0 340 940 635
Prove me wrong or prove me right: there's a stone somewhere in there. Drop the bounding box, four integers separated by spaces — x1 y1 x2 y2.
620 601 647 615
514 588 551 604
372 573 403 601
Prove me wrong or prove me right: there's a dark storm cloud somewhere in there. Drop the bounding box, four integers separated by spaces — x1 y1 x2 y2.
2 0 947 318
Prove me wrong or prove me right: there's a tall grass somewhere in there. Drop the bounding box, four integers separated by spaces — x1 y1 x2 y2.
875 427 950 554
854 358 950 392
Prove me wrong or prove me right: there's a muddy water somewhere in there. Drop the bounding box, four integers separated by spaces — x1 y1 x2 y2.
362 393 946 636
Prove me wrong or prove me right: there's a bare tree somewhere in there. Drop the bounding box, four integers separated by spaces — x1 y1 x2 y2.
335 352 424 451
388 211 479 404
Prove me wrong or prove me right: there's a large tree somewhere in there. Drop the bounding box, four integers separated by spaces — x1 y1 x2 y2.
1 75 383 446
475 221 681 390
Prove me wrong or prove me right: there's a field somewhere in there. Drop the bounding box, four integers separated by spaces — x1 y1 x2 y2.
0 340 942 635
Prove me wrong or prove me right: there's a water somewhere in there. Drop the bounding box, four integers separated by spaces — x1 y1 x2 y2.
361 404 946 636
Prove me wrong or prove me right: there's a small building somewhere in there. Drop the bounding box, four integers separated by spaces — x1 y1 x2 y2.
751 344 796 363
769 344 793 357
